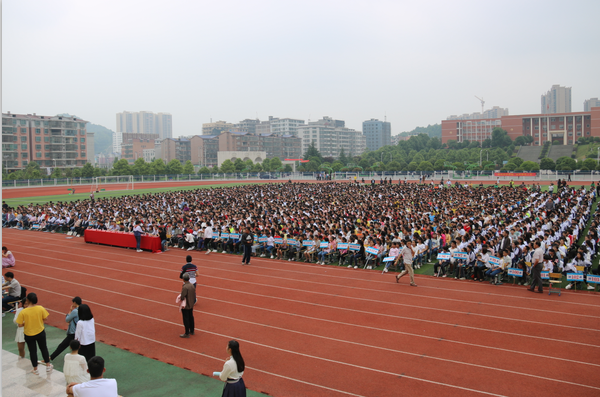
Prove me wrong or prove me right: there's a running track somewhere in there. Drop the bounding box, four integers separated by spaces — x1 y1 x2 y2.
4 229 600 397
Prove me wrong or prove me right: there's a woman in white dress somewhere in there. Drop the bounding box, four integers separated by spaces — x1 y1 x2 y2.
63 340 90 384
13 300 26 358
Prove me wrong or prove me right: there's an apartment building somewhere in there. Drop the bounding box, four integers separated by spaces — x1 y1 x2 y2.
541 85 572 114
121 133 159 164
201 120 233 135
362 119 391 151
2 112 89 171
296 117 366 158
116 111 172 139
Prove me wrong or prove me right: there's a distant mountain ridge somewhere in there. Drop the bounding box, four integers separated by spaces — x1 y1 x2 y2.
86 123 114 155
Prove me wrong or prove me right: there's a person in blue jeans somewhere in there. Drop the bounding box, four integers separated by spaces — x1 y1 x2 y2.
133 221 144 253
348 240 365 269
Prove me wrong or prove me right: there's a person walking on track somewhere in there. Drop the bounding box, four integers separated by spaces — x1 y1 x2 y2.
527 241 544 293
180 273 196 338
241 227 253 265
396 240 418 287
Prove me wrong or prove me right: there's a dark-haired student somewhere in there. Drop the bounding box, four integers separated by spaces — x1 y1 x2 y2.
213 340 246 397
66 356 119 397
75 304 96 362
16 292 53 375
50 296 82 361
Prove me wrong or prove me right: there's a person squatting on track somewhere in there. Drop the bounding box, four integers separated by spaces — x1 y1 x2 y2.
213 340 246 397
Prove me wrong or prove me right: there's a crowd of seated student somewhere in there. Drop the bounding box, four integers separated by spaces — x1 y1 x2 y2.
3 181 598 283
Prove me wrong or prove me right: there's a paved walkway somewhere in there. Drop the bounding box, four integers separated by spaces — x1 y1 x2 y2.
2 349 67 397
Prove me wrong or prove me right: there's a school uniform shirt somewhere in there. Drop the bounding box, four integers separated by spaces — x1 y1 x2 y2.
75 318 96 346
219 356 244 381
72 378 118 397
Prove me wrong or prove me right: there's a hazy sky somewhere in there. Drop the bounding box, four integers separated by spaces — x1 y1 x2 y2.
3 0 600 136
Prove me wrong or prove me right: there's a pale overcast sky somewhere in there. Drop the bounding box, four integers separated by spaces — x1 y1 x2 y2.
3 0 599 136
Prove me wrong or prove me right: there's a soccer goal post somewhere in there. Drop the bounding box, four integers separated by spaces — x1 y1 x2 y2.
91 175 134 192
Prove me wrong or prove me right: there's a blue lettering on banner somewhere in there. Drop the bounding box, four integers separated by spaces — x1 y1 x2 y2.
320 242 328 248
258 237 268 243
302 240 314 247
288 239 297 246
454 252 468 259
507 268 523 277
437 253 451 260
221 233 229 239
230 233 240 239
213 233 220 239
566 272 585 282
366 247 379 255
586 275 600 284
337 243 349 250
383 256 396 262
349 244 361 251
273 238 283 244
541 271 549 280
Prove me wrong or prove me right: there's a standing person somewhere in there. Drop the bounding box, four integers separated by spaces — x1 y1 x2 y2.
75 304 96 362
180 255 198 287
133 221 144 253
13 300 27 358
213 340 246 397
15 292 53 375
180 273 196 338
66 356 119 397
241 227 253 265
50 296 81 362
204 224 214 254
2 271 21 312
2 246 15 268
528 241 544 293
395 240 418 286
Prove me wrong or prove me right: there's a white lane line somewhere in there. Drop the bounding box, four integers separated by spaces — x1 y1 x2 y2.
34 287 508 396
19 260 600 349
11 233 600 313
14 245 600 333
40 307 366 397
21 272 600 392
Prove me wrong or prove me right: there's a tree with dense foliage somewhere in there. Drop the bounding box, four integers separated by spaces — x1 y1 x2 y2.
112 159 132 176
270 157 283 170
220 159 235 173
166 159 183 175
197 166 210 174
520 161 540 171
182 160 195 174
81 163 95 178
303 142 323 161
556 156 577 171
539 158 556 170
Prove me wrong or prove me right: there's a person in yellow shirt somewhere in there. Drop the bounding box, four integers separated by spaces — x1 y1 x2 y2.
16 292 52 375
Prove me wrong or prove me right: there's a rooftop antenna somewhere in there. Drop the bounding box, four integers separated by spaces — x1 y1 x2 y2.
475 96 485 114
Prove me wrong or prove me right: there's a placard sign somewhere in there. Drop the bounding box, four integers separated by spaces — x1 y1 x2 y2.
437 253 451 260
566 272 585 282
349 244 361 251
383 256 396 262
258 237 268 243
507 268 523 277
221 233 229 239
366 247 379 255
288 239 297 246
213 233 220 239
302 240 314 247
488 256 501 266
586 275 600 284
230 233 240 239
337 243 349 250
320 242 328 248
541 271 549 280
454 252 468 260
273 237 283 244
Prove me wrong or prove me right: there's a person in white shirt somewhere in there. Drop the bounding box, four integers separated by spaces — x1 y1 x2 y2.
395 240 418 287
204 225 214 254
63 340 90 385
74 304 95 363
213 340 246 397
66 356 118 397
132 221 144 253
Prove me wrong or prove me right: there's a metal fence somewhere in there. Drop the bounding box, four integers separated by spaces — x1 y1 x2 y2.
3 170 600 189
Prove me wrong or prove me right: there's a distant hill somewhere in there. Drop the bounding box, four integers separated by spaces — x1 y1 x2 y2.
397 124 441 138
86 123 114 155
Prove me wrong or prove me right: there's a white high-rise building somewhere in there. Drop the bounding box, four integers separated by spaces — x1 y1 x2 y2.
116 111 172 139
541 85 571 114
584 98 600 111
297 117 366 158
112 131 123 154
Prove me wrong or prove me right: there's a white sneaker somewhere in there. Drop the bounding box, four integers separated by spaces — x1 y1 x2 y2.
205 250 211 255
222 251 226 254
46 363 53 373
587 284 595 290
137 249 142 252
320 262 325 266
260 254 265 257
383 268 388 273
565 284 572 290
347 265 352 268
181 247 184 250
354 266 358 269
270 255 274 259
442 274 447 278
187 247 194 251
460 277 466 280
288 259 292 261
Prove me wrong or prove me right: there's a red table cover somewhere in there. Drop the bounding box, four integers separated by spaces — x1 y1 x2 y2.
84 229 162 253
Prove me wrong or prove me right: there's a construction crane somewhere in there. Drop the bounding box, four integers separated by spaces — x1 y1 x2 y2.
475 96 485 114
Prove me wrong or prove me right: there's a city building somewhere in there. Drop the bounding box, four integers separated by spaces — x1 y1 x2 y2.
2 112 89 171
121 133 159 164
296 117 366 158
116 111 172 139
143 148 155 163
190 135 219 167
541 85 572 114
447 106 509 120
217 151 267 167
362 119 391 151
441 107 600 146
161 137 191 164
112 131 123 154
254 116 305 136
201 120 233 135
233 119 260 135
584 98 600 112
217 131 302 161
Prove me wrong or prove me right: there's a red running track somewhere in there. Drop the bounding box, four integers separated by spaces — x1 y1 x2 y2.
4 229 600 396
